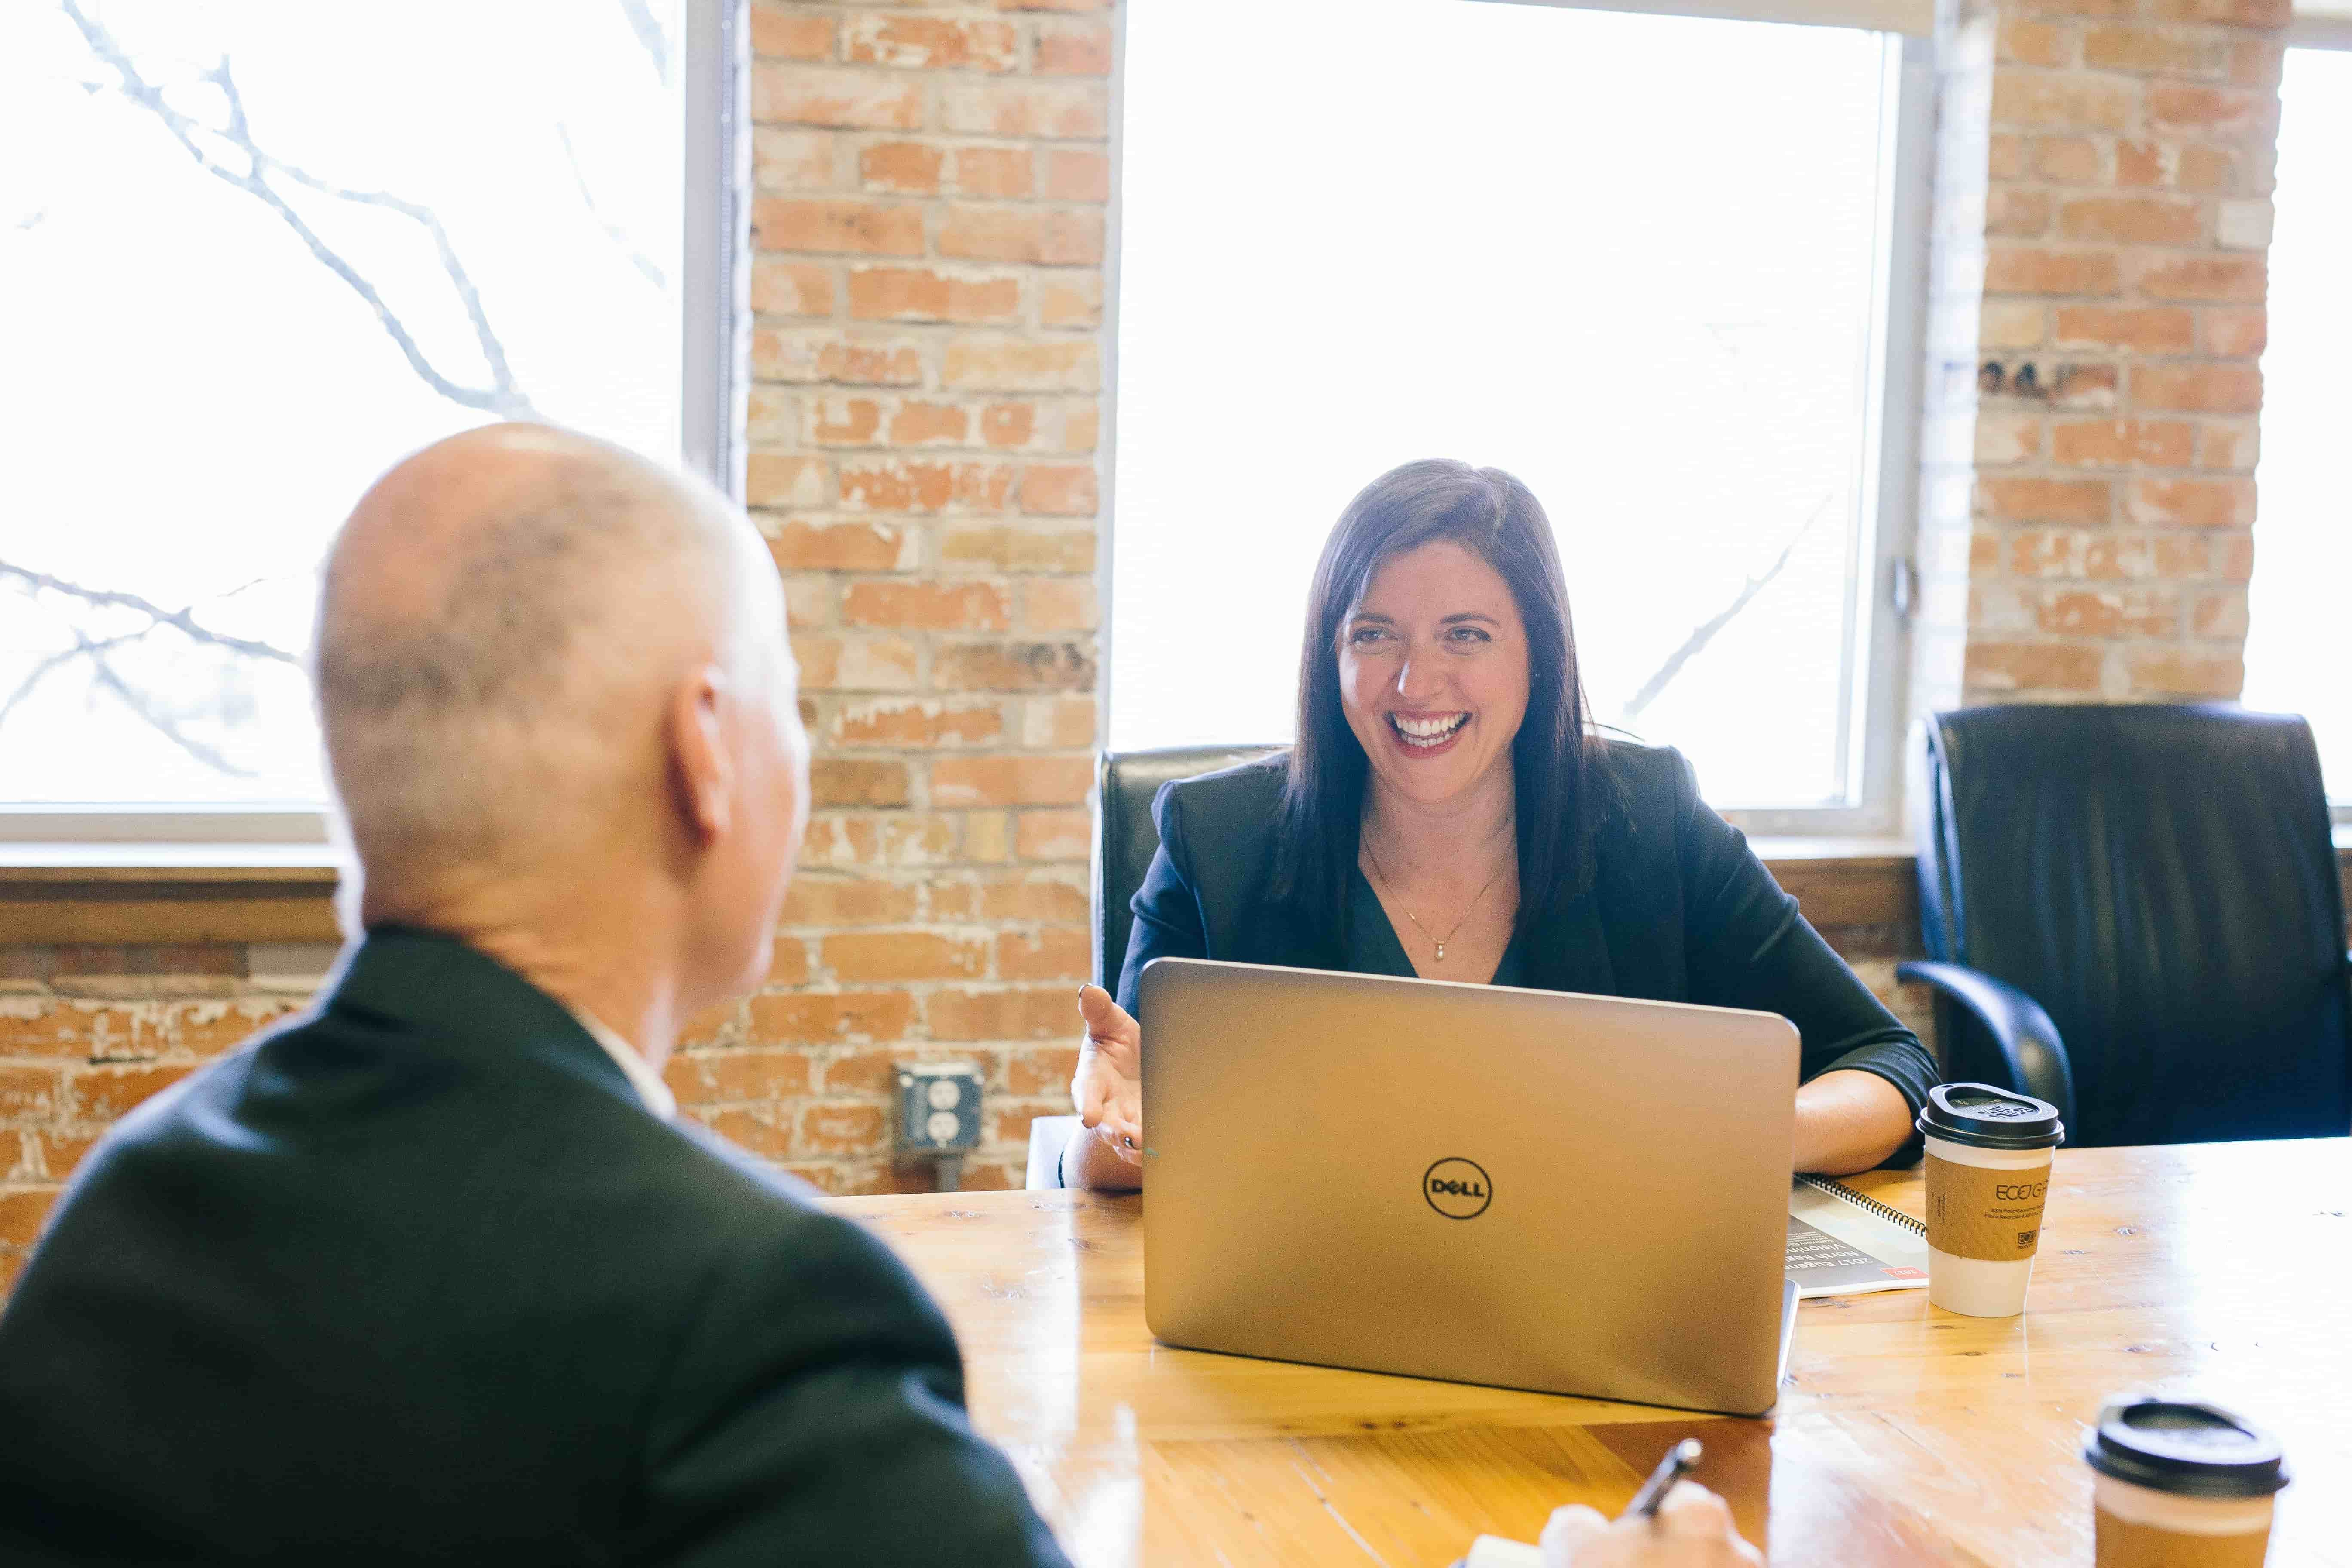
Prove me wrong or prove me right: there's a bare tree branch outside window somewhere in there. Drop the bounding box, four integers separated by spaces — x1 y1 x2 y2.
559 122 667 291
60 0 540 421
1 1 671 785
0 565 303 671
616 0 671 82
1616 494 1831 728
0 629 156 732
81 634 257 779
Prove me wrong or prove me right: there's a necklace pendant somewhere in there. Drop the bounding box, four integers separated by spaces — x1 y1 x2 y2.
1434 943 1445 960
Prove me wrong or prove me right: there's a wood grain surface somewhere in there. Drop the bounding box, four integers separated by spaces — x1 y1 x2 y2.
834 1139 2350 1566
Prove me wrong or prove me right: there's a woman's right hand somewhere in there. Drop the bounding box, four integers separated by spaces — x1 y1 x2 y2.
1072 983 1143 1167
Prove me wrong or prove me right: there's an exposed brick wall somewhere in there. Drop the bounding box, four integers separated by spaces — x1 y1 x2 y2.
1942 0 2285 703
702 0 1116 1193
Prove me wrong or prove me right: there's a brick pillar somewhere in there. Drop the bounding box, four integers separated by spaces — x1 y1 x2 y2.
1932 0 2285 705
670 1 1117 1193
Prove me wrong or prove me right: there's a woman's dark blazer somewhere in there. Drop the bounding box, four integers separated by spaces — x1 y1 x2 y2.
1115 740 1938 1133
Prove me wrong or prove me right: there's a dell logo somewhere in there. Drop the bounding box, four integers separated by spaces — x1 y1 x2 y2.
1424 1158 1492 1220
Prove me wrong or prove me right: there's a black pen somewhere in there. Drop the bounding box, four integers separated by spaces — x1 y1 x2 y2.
1624 1438 1703 1519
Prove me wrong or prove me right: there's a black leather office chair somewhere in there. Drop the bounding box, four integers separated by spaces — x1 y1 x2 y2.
1898 704 2351 1148
1092 744 1286 988
1024 745 1284 1191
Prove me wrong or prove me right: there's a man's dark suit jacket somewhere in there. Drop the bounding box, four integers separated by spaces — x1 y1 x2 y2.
1115 741 1938 1129
0 928 1069 1566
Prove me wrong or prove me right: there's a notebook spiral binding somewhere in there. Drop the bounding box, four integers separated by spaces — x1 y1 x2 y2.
1796 1174 1928 1237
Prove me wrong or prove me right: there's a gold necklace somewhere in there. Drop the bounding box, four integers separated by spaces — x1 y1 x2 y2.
1360 839 1510 963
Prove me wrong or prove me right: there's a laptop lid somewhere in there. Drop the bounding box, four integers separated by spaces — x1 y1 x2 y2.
1141 958 1801 1416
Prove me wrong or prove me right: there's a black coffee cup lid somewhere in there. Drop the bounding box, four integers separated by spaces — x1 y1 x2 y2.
1916 1082 2064 1150
2083 1397 2289 1498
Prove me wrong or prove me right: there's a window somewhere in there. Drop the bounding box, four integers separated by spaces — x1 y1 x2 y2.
0 1 735 836
1109 0 1926 824
2240 44 2352 811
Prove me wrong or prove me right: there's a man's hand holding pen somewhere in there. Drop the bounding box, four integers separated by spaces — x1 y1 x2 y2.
1541 1482 1764 1566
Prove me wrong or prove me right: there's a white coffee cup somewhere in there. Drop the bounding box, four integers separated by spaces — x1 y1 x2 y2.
1922 1134 2053 1315
1915 1082 2065 1318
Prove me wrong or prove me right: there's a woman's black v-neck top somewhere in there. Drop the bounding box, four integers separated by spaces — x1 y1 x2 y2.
1114 739 1936 1162
1347 867 1527 987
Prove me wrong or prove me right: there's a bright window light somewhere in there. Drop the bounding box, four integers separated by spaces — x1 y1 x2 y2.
0 2 687 808
2240 46 2352 804
1110 0 1906 808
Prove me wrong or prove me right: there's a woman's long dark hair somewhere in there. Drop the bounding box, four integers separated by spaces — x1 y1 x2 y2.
1271 459 1603 942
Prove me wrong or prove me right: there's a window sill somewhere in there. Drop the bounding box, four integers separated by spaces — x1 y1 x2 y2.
0 845 342 945
1 831 2347 946
1745 836 1918 928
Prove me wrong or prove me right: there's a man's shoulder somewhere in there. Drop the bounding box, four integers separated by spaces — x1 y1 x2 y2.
657 1115 869 1250
30 1004 944 1439
62 997 876 1296
0 999 1004 1562
635 1119 948 1341
655 1120 952 1340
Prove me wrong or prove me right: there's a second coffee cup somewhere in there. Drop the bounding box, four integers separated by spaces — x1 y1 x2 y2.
1916 1082 2065 1317
2085 1396 2288 1567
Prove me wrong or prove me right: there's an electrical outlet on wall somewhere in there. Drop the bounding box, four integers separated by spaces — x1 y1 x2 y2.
895 1062 984 1158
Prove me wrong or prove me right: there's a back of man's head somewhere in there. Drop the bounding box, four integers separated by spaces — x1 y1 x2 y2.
314 424 801 967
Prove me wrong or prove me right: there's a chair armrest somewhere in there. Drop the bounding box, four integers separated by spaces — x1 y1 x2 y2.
1025 1115 1081 1191
1895 960 2078 1131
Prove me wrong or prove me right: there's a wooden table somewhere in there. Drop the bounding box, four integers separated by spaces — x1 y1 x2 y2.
834 1140 2351 1565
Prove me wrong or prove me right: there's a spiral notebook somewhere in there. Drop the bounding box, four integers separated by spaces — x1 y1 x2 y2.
1786 1176 1929 1297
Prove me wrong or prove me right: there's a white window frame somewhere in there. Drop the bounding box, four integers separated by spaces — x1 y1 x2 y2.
2290 4 2352 49
2269 26 2352 824
0 0 745 858
1724 30 1932 839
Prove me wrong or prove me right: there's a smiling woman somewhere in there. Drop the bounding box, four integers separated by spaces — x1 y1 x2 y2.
1064 460 1936 1193
1340 549 1528 970
1281 462 1581 989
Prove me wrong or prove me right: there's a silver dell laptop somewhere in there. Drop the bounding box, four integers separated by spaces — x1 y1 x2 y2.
1140 958 1802 1417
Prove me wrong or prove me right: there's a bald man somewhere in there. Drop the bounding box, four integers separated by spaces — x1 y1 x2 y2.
0 427 1069 1566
